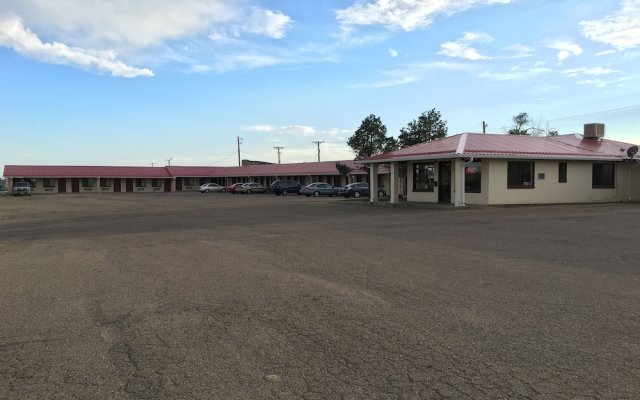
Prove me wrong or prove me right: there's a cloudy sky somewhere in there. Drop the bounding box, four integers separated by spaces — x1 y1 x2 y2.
1 0 639 168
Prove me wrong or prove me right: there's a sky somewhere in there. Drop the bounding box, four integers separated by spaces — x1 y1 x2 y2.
1 0 639 171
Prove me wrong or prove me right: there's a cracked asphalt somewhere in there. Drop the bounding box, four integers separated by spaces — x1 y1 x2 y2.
0 193 639 399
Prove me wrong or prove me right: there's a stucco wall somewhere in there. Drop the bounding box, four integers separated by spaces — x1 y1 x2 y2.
487 159 626 205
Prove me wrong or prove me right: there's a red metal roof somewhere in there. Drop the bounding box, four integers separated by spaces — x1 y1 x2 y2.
3 165 172 178
3 160 381 178
366 133 640 162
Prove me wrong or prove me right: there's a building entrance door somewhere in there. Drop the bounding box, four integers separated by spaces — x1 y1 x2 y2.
438 162 452 204
71 178 80 192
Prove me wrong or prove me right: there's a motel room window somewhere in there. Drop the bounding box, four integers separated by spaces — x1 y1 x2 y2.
413 162 435 192
507 161 535 188
151 179 163 187
100 178 112 187
81 178 94 188
135 178 146 187
43 178 55 188
592 163 615 188
465 160 482 193
558 162 567 183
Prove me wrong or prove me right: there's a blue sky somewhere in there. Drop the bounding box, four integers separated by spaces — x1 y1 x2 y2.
1 0 639 170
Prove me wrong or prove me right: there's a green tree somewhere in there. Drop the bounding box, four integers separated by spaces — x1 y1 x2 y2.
508 112 532 135
335 162 353 184
347 114 392 160
398 108 448 148
508 112 558 136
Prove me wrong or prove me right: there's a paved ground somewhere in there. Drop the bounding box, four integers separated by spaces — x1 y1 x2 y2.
0 193 639 399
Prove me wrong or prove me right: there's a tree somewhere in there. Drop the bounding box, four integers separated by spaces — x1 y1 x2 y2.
347 114 393 160
335 162 353 184
398 108 448 148
384 136 399 152
508 112 558 136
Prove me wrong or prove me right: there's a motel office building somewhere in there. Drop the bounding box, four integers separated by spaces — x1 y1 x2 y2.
364 129 640 206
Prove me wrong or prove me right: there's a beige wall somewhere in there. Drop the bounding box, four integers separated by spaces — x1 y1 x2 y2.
406 161 438 203
487 159 627 205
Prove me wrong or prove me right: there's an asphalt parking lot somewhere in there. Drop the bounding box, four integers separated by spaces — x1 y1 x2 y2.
1 193 639 399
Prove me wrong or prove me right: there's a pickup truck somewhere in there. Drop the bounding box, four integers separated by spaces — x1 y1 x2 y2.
12 182 33 196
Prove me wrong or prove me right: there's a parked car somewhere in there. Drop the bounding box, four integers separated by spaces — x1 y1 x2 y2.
270 180 302 196
300 182 339 197
199 183 225 193
338 183 386 199
12 181 32 196
237 182 271 194
225 183 245 194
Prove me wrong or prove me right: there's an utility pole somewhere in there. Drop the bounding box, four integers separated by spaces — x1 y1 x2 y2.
482 121 488 134
237 137 243 166
149 162 155 167
312 141 325 162
165 157 172 166
273 146 284 164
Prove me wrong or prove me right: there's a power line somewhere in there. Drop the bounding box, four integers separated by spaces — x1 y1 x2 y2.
548 105 640 123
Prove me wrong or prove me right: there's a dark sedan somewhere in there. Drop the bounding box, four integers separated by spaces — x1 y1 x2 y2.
338 183 386 199
300 182 339 197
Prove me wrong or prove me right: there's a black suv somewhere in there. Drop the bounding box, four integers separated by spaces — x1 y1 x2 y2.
270 180 301 196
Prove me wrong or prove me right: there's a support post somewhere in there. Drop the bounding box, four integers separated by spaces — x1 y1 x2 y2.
369 163 378 203
390 162 398 204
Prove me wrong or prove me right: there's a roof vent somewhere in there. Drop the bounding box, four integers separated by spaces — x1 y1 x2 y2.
584 123 605 138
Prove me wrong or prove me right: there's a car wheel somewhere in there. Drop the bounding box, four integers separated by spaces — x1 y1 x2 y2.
222 188 226 192
354 191 361 198
282 189 288 196
313 191 320 197
204 189 209 193
378 191 384 198
266 189 271 194
247 189 252 194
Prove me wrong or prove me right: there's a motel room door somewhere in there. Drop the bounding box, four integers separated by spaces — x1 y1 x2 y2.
438 161 452 204
164 179 171 192
57 178 67 193
114 179 121 192
126 179 134 192
71 178 80 193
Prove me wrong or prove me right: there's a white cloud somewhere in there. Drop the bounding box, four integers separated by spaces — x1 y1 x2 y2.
547 40 582 61
336 0 512 31
562 66 621 77
0 15 153 77
236 8 292 39
580 0 640 51
596 49 615 56
503 44 534 58
438 31 493 60
479 65 552 80
351 77 415 88
0 0 293 74
245 125 317 136
388 48 398 58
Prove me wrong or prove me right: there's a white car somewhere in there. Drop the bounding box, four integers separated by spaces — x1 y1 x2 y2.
199 183 225 193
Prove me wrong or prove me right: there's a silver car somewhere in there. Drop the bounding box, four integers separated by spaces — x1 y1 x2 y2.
236 182 271 194
199 183 225 193
300 182 339 197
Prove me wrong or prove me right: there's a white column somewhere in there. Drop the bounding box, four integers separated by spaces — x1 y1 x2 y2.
369 163 378 203
454 159 465 207
390 162 398 204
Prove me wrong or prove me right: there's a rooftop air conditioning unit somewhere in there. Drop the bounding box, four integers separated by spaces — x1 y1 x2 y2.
584 123 605 138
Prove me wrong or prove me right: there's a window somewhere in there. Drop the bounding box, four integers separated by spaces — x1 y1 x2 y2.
135 178 146 187
184 178 195 186
592 163 615 188
100 178 112 187
558 162 567 183
152 179 163 188
465 160 482 193
81 178 94 188
413 162 435 192
507 161 535 188
43 178 55 188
